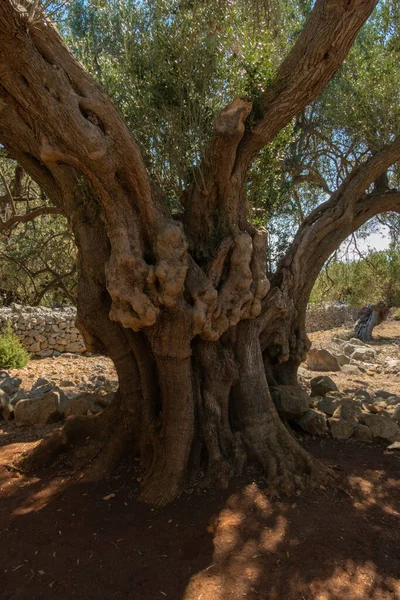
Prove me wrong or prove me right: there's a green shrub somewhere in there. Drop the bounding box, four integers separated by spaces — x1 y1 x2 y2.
0 323 30 369
394 309 400 321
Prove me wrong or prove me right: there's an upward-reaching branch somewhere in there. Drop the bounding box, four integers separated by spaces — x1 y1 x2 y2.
234 0 378 176
184 0 378 248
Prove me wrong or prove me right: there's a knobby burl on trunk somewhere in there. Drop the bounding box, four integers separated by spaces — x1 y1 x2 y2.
3 0 400 505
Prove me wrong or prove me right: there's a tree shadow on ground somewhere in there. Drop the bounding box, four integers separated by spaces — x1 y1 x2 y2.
0 430 399 600
183 439 400 600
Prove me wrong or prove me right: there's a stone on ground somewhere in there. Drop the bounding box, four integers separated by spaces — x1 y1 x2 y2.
64 392 114 417
271 385 310 420
354 423 373 442
306 349 340 372
328 418 354 440
14 390 66 426
310 376 338 397
359 413 400 443
297 409 328 436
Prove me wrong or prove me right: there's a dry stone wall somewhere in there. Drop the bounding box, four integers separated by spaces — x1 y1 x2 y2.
306 303 359 333
0 304 86 356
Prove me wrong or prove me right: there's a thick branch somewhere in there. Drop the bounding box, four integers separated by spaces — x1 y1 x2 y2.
233 0 378 195
0 205 62 230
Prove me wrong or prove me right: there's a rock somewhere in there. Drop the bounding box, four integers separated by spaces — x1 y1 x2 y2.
28 341 41 353
393 406 400 423
310 376 338 397
0 370 8 379
335 354 350 366
63 392 114 417
328 418 354 440
349 337 367 346
32 377 52 390
0 389 10 419
14 390 66 426
383 359 400 370
375 390 393 400
332 400 362 422
359 413 400 443
0 376 22 396
297 409 328 436
341 364 362 375
350 347 376 362
387 396 400 406
271 385 310 420
343 388 371 401
314 396 342 416
354 423 373 442
387 441 400 451
60 380 75 387
367 404 381 414
29 383 55 398
343 343 358 357
306 349 340 372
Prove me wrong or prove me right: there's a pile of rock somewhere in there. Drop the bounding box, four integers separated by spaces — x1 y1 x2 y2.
0 304 86 357
306 336 400 376
0 370 117 425
309 375 400 449
271 375 400 450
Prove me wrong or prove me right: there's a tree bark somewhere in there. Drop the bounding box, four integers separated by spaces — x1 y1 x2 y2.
0 0 385 504
354 302 390 342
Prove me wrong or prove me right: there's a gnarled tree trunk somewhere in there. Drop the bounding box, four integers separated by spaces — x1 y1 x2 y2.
354 301 390 342
0 0 393 505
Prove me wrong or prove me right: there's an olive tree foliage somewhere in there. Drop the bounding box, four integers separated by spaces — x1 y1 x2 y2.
0 151 76 306
65 0 299 210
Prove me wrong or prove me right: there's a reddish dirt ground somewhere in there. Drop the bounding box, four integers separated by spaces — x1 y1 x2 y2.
1 425 400 600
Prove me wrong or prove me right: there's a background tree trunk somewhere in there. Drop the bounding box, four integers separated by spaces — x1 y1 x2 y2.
354 302 390 342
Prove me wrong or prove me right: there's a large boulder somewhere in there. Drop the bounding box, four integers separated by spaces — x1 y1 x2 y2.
328 418 354 440
297 409 328 436
14 390 66 426
64 392 114 417
310 376 338 397
271 385 310 420
359 413 400 443
306 349 340 372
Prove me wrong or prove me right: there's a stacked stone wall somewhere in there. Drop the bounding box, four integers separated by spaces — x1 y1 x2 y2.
306 303 359 333
0 304 86 357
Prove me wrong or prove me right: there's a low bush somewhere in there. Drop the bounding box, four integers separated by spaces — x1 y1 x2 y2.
0 323 30 369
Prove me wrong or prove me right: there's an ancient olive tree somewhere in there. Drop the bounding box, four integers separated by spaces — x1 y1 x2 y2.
1 0 400 505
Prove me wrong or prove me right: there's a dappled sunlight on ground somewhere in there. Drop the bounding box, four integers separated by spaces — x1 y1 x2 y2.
1 428 400 599
184 441 400 600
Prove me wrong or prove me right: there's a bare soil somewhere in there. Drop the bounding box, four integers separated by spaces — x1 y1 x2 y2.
1 322 400 599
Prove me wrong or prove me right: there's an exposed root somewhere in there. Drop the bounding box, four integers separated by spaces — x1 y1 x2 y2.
199 458 234 490
240 417 337 498
139 462 184 506
14 406 131 483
